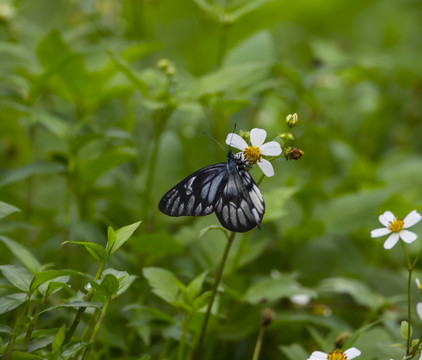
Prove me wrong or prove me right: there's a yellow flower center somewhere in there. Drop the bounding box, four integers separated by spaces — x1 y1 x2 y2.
328 350 347 360
389 217 404 232
243 146 261 164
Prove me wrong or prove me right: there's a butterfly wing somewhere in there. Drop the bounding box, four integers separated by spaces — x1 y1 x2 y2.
158 163 228 217
215 157 265 232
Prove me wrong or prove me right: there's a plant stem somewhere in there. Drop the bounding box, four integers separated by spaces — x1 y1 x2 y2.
177 313 191 360
22 300 41 351
401 242 413 355
252 326 265 360
63 260 106 346
3 296 29 360
81 297 110 360
191 231 236 360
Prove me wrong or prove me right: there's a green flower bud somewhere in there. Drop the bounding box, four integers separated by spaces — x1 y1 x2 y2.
286 113 299 128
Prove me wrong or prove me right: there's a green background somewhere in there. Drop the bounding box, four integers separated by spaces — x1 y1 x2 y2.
1 0 422 359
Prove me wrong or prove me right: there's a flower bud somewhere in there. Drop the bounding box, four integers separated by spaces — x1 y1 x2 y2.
286 113 298 128
279 133 294 142
284 147 304 160
260 308 275 327
334 332 351 349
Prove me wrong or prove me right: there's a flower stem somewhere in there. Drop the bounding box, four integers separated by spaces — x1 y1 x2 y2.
401 241 413 355
63 260 106 346
81 297 110 360
191 231 236 360
177 313 191 360
3 296 30 360
252 325 265 360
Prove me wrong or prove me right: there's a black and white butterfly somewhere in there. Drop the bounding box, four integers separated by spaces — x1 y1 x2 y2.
158 150 265 232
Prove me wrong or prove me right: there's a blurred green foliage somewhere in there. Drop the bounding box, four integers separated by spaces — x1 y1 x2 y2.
1 0 422 359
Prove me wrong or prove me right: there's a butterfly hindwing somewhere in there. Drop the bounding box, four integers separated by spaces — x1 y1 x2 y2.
215 155 265 232
158 163 228 217
159 150 265 232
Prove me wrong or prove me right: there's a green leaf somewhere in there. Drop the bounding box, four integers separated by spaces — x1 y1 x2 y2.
41 301 103 314
42 279 70 297
58 342 87 360
100 274 120 298
62 241 108 261
401 320 412 340
102 269 137 296
0 201 20 219
9 351 44 360
31 110 71 139
77 148 135 187
187 271 208 300
109 221 141 254
0 236 41 273
0 293 27 314
30 270 81 292
243 273 316 305
0 160 66 187
228 0 274 22
143 267 184 304
0 324 13 334
279 343 309 360
107 226 117 253
52 324 66 353
0 265 33 292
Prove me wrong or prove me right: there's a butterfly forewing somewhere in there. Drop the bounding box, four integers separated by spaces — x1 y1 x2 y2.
158 150 265 232
158 163 227 217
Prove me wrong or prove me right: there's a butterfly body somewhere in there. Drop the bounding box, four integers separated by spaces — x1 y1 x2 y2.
158 151 265 232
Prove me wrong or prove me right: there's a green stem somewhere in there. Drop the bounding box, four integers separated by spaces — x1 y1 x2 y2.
252 326 265 360
3 296 30 360
22 301 41 351
62 260 106 346
81 297 110 360
401 242 413 355
177 313 191 360
191 231 236 360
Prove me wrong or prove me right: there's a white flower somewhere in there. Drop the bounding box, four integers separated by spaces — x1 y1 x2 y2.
225 128 282 177
307 347 361 360
371 210 422 250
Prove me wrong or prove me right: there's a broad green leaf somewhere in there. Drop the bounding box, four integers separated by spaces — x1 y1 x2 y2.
243 273 316 305
41 279 70 297
187 271 208 300
0 160 66 187
0 236 41 273
0 201 20 219
107 226 117 253
30 270 81 292
0 293 27 314
318 277 386 311
62 241 108 261
9 351 43 360
102 269 137 296
41 301 103 314
109 221 141 254
100 274 120 298
77 148 135 187
0 265 33 292
52 324 66 353
58 342 87 360
31 110 70 139
279 343 309 360
143 267 184 304
0 324 13 334
223 30 275 66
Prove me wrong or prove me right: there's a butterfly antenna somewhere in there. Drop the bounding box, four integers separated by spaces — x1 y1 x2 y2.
227 124 237 150
203 132 226 152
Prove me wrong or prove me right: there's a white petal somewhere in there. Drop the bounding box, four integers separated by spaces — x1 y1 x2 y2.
379 211 395 226
417 303 422 320
383 233 399 249
226 133 248 150
371 227 391 238
344 347 361 359
308 351 328 360
250 128 267 147
260 141 282 156
399 230 418 243
257 158 274 177
404 210 422 228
